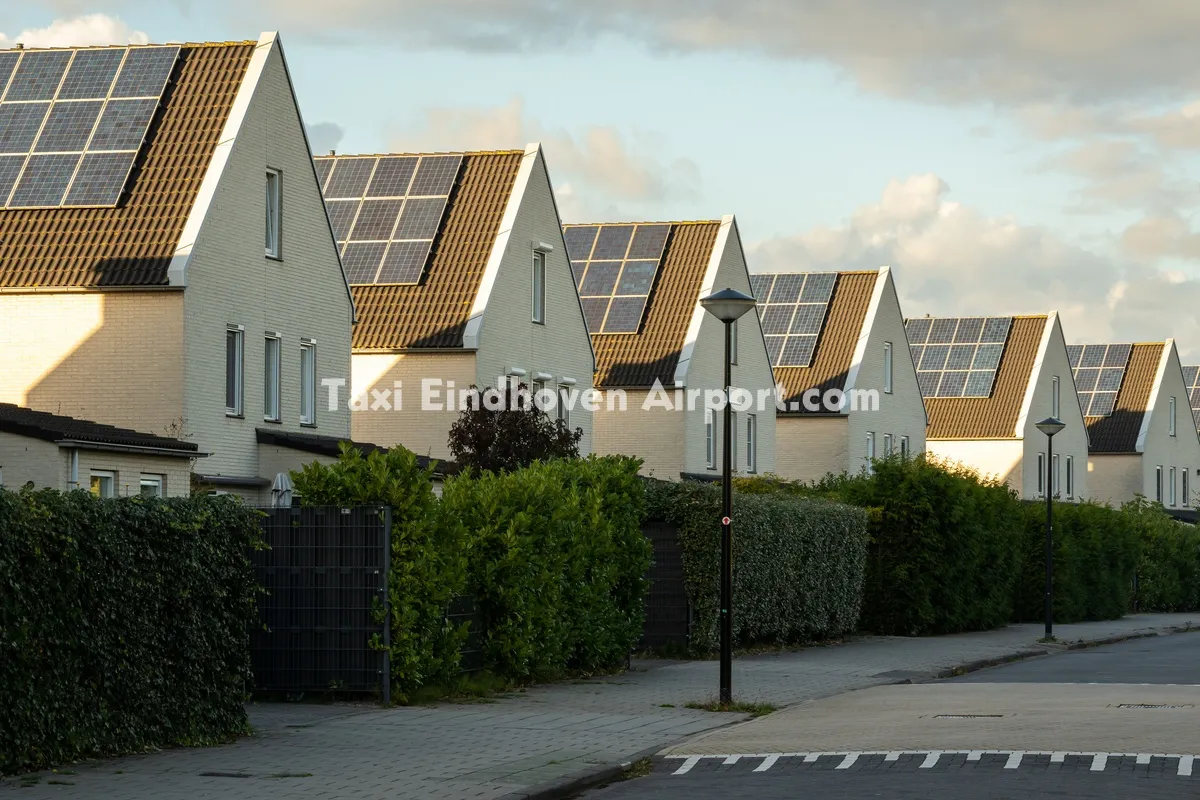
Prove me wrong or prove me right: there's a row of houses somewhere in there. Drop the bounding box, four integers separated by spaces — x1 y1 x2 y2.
0 33 1196 512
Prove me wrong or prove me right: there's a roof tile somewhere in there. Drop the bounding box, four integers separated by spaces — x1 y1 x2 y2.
0 402 196 452
1085 342 1162 453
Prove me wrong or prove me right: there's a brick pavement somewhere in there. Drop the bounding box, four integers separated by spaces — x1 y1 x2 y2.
1 613 1193 800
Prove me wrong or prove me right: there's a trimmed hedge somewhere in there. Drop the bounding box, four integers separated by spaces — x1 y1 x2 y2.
292 445 469 700
645 479 868 651
0 489 261 774
1126 497 1200 612
442 456 651 681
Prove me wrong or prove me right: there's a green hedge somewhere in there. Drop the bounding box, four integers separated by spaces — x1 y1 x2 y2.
645 480 868 651
442 456 651 681
0 489 261 774
1013 500 1137 623
292 445 469 700
1126 497 1200 612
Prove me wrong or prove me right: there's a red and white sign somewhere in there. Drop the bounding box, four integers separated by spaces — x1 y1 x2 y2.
721 516 731 526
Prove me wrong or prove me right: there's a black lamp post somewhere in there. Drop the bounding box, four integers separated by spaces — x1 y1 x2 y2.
699 287 757 705
1035 416 1066 639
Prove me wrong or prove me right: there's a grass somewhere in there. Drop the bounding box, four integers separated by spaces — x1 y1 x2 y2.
622 758 653 780
685 700 777 718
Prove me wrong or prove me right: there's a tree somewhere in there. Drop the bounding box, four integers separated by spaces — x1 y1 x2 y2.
447 383 582 473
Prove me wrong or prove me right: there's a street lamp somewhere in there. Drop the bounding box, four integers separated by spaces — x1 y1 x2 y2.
700 287 757 705
1035 416 1066 639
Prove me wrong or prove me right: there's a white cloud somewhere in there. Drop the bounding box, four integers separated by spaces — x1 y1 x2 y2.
0 14 149 49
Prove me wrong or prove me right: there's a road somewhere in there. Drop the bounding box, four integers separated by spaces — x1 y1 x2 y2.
586 631 1200 799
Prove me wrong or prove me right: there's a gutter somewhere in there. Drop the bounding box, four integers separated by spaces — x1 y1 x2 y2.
55 439 206 458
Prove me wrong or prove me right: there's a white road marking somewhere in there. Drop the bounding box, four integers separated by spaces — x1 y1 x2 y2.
722 755 740 765
1050 752 1067 763
802 753 820 763
966 751 984 761
919 752 942 769
884 752 903 762
1091 754 1108 772
1180 756 1194 777
836 753 860 770
753 755 777 773
1136 754 1152 765
1005 752 1024 769
673 756 701 775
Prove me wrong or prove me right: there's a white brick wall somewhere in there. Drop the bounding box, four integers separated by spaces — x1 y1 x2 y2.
1135 343 1200 507
0 433 62 489
1088 453 1142 505
774 416 849 482
926 439 1025 487
591 389 685 479
0 432 191 497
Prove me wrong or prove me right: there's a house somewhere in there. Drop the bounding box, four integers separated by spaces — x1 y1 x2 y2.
911 313 1088 501
0 403 198 496
326 145 596 461
565 216 776 479
756 267 927 482
1077 341 1200 508
0 34 354 503
1181 364 1200 436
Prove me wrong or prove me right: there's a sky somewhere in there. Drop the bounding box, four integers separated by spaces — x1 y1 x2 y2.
4 2 1200 357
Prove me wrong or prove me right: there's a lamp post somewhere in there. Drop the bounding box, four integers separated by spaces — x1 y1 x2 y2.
1035 416 1066 639
699 287 758 706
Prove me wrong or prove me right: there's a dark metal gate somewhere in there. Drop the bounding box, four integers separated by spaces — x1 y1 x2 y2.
251 505 391 702
641 519 691 648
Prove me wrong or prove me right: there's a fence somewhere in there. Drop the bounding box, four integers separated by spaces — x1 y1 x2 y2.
640 519 691 649
250 505 391 702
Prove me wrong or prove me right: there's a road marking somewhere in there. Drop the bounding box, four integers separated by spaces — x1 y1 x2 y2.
1005 752 1024 769
1050 752 1067 763
753 755 777 773
1137 754 1152 765
919 752 942 769
1180 756 1194 777
1091 754 1109 772
802 753 820 763
884 752 903 762
836 753 860 769
966 751 984 761
722 755 740 766
673 756 701 775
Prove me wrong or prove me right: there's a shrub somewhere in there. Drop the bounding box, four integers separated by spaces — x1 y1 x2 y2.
291 445 468 700
0 489 261 774
1126 497 1200 612
1012 500 1136 623
447 383 583 473
645 479 868 651
441 456 651 681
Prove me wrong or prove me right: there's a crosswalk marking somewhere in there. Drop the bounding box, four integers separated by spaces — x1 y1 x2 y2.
1004 752 1024 769
1180 756 1194 777
919 752 942 769
836 753 860 769
1091 754 1109 772
753 755 777 773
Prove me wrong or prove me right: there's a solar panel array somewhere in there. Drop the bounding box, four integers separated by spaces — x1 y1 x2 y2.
1066 344 1132 417
905 317 1012 398
751 273 838 367
0 45 178 209
316 154 463 285
564 223 671 334
1183 365 1200 429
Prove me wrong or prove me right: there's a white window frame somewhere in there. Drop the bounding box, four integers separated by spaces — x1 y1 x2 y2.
1170 467 1178 506
226 325 244 417
1169 396 1177 437
731 411 738 468
557 384 571 428
730 319 738 365
883 433 893 456
532 380 548 415
1184 468 1191 507
900 435 910 459
883 341 893 394
90 470 116 499
1052 453 1060 498
265 168 282 259
705 409 715 469
531 250 546 324
1037 452 1045 497
865 431 876 474
1065 455 1074 499
300 339 316 426
264 334 281 422
140 474 164 498
1052 376 1060 419
746 413 756 473
1156 465 1164 503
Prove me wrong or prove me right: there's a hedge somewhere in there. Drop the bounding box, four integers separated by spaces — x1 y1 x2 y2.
645 479 868 651
442 456 651 681
292 445 469 700
1126 497 1200 612
0 488 261 774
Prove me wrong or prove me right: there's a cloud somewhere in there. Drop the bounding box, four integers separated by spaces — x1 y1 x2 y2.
306 121 345 155
0 13 149 48
388 96 700 220
747 173 1200 354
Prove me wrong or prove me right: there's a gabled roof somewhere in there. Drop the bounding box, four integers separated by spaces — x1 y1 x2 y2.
0 403 197 455
326 150 524 350
0 41 255 288
1084 342 1164 454
255 428 459 476
765 270 877 409
566 220 721 388
923 315 1047 440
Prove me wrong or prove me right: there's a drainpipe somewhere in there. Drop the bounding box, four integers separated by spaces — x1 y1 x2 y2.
69 448 79 491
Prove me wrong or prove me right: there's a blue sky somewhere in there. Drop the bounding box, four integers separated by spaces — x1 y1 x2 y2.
3 3 1200 352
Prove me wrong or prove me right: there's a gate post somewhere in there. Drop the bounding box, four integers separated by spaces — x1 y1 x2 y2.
381 504 392 706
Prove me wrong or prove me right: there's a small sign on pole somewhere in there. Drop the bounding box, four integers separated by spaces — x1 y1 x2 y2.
721 516 731 526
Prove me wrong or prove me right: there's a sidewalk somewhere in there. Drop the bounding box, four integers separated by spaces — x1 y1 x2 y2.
2 613 1194 800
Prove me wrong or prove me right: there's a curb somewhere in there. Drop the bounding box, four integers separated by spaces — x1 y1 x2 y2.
496 744 665 800
930 648 1050 680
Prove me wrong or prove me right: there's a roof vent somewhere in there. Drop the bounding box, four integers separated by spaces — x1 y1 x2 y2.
329 149 336 156
14 43 23 50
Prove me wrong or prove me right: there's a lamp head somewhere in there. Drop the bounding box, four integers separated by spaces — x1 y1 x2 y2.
700 287 757 323
1035 416 1066 438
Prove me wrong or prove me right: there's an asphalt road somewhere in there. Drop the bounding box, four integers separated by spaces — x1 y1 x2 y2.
583 631 1200 800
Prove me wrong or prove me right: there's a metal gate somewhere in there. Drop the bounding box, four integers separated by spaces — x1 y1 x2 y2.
251 505 390 702
641 519 691 648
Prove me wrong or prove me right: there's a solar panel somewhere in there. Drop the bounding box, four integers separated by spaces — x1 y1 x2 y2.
0 44 179 210
1069 343 1130 417
905 316 1012 398
315 153 463 284
754 273 839 368
564 222 671 335
1183 365 1200 429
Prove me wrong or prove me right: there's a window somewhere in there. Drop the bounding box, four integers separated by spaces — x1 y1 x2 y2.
1170 467 1178 506
1052 453 1060 498
1037 452 1045 497
730 319 738 365
90 471 115 499
300 340 316 425
900 436 910 459
140 475 164 498
746 414 757 473
730 411 738 470
1184 469 1191 507
883 433 893 456
557 385 571 427
265 169 281 259
1066 456 1074 499
883 341 893 394
1052 376 1060 419
225 326 244 416
1156 465 1164 503
705 410 715 468
264 335 281 422
1169 396 1177 437
532 380 548 415
532 250 546 324
866 432 876 474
